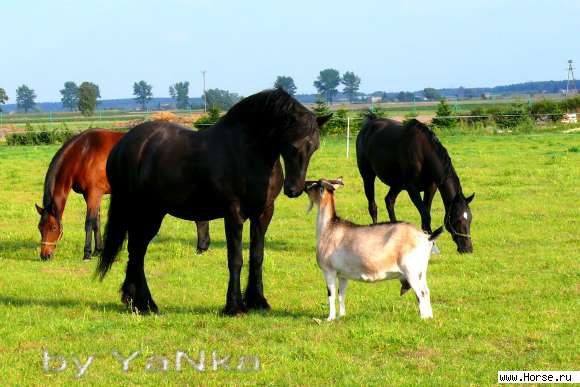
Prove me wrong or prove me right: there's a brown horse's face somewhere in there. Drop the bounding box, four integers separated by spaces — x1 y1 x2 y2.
445 194 474 254
281 114 331 198
35 204 62 260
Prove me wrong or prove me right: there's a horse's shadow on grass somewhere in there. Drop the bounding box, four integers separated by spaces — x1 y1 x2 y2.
0 295 313 319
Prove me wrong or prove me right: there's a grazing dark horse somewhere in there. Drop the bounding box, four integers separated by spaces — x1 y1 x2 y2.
97 89 331 315
36 129 210 261
356 115 474 253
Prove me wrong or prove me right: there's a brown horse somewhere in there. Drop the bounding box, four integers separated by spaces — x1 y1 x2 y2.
36 128 211 260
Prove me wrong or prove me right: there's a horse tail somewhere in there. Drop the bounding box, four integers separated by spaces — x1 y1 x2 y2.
97 191 128 279
428 226 444 242
97 143 129 280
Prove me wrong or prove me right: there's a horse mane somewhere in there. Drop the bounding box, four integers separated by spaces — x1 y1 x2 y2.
42 131 85 217
405 119 455 186
220 88 314 139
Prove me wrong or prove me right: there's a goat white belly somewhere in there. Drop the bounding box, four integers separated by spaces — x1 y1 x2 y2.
326 249 402 282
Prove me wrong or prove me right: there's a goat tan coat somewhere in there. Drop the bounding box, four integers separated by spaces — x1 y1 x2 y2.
305 179 441 320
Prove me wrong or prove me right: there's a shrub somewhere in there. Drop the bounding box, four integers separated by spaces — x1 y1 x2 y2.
6 123 75 145
529 99 563 122
432 99 457 129
490 103 532 129
194 106 221 130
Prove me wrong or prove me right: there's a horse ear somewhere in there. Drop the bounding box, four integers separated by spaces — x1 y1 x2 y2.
35 204 44 215
316 113 333 128
465 193 475 203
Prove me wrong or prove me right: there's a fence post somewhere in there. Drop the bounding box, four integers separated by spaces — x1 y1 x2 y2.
346 116 350 159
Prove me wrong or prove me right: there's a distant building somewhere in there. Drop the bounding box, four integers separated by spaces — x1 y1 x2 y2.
370 96 382 103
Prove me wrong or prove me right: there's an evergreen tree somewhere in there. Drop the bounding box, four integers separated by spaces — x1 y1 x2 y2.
432 99 456 128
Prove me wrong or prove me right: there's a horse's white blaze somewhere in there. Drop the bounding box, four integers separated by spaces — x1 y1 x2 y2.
463 211 468 220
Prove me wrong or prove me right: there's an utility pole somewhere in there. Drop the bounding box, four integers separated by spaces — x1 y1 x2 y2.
566 60 577 97
201 70 207 112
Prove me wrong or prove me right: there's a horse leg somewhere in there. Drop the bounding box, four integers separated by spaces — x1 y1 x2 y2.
121 213 164 314
92 196 104 257
385 186 401 222
244 204 274 310
423 183 440 254
195 221 210 254
223 214 246 315
422 183 437 233
82 192 101 260
407 186 430 232
362 173 377 224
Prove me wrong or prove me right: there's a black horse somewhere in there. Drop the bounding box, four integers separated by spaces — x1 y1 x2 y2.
356 114 474 253
97 89 331 315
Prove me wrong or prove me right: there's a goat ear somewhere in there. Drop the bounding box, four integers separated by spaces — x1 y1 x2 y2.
304 181 318 191
320 180 336 192
465 193 475 203
35 204 44 215
316 113 333 128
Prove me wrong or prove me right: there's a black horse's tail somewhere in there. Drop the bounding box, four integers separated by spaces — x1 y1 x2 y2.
97 191 128 280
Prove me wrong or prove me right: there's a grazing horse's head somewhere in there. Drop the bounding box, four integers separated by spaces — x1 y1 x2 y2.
445 193 474 254
35 204 62 260
280 113 331 197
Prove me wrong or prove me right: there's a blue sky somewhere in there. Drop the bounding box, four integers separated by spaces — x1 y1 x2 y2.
2 0 579 101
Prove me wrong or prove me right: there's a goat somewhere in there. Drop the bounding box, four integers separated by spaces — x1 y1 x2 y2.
304 178 443 320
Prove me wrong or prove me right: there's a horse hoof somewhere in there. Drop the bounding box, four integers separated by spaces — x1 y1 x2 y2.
222 303 247 316
196 247 208 255
244 295 271 310
83 256 92 261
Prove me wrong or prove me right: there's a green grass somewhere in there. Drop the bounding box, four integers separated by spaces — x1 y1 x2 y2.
0 134 578 385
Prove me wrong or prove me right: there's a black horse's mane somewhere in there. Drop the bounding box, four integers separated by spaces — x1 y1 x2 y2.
42 131 85 217
365 112 455 186
405 119 455 184
221 88 313 139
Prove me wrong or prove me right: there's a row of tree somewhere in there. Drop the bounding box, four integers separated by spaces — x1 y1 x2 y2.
273 69 362 103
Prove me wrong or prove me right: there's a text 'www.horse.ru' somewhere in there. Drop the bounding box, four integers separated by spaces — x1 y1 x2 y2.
42 350 260 378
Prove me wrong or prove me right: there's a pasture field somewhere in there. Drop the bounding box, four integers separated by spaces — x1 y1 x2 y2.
0 133 578 385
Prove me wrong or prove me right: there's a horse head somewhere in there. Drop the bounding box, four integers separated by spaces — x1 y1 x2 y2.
36 204 63 260
445 193 474 254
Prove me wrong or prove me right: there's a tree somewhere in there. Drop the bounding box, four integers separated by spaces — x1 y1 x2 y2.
341 71 361 102
169 81 190 110
16 85 36 113
78 82 99 116
0 88 8 111
133 80 153 111
205 88 241 110
273 76 297 95
423 87 441 101
60 81 79 111
432 99 456 129
313 68 340 103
